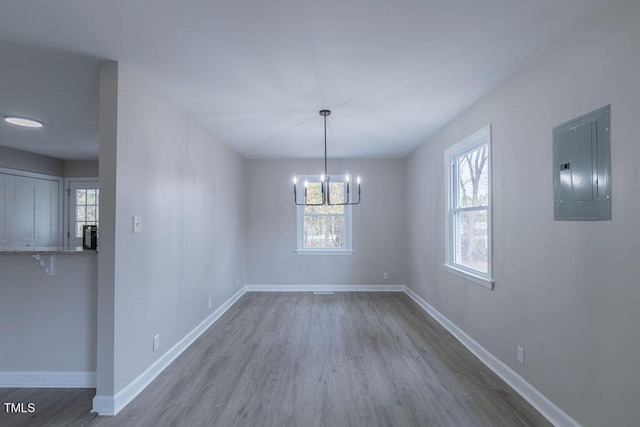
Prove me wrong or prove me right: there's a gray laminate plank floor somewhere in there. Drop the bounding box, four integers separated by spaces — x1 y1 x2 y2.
0 292 551 427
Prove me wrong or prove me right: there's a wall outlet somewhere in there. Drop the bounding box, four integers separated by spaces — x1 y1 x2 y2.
208 296 212 309
517 345 525 365
153 334 160 352
383 272 389 280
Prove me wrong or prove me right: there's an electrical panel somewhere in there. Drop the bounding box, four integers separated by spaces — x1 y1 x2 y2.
553 105 611 221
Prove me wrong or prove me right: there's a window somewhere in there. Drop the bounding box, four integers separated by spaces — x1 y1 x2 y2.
67 180 99 247
444 125 493 289
296 175 352 254
74 189 99 237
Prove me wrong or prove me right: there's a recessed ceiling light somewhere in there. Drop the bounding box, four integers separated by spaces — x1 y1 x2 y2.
4 116 43 128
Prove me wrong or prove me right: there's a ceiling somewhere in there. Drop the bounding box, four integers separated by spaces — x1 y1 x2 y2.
0 40 100 160
0 0 608 160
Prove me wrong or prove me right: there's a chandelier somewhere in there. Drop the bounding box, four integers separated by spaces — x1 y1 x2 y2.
293 110 361 206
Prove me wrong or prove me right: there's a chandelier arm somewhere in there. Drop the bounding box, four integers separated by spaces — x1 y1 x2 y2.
327 200 361 206
328 186 361 205
293 182 326 206
346 181 349 204
328 193 361 205
326 180 330 205
350 186 361 204
324 113 328 179
296 201 326 206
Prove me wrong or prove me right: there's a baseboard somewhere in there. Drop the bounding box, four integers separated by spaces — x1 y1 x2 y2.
91 394 114 415
0 371 96 388
245 284 405 292
92 286 247 416
403 286 580 427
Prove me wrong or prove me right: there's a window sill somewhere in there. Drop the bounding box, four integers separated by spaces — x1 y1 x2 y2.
443 264 494 290
295 250 354 255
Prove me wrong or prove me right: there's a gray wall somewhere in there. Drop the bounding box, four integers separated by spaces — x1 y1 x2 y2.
64 160 99 177
0 146 98 178
0 255 97 373
97 62 247 396
0 145 64 176
246 159 405 285
404 1 640 426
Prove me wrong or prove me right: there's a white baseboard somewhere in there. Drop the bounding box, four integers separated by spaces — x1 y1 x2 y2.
92 286 247 416
0 371 96 388
403 286 580 427
245 284 405 292
91 394 115 416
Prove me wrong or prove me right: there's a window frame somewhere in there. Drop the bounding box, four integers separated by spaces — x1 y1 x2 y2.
64 178 99 248
295 174 353 255
444 125 494 289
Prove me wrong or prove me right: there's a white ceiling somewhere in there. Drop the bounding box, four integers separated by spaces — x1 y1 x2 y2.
0 40 100 160
0 0 608 160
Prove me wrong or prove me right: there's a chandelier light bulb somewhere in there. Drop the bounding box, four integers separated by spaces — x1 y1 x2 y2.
346 174 350 183
304 180 308 188
293 176 297 184
357 176 361 184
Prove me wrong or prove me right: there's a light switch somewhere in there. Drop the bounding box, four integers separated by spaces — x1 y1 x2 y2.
133 216 142 233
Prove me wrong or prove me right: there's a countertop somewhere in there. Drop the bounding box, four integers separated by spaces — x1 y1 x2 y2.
0 247 98 255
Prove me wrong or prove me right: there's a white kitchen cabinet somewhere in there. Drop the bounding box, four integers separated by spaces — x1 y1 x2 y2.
0 171 62 247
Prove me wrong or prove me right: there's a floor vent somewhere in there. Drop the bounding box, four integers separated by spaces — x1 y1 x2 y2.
313 291 334 295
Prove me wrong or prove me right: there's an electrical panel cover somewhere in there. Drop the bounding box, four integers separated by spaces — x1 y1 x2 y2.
553 105 611 221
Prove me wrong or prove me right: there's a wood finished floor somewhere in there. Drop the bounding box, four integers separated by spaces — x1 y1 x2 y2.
0 292 551 426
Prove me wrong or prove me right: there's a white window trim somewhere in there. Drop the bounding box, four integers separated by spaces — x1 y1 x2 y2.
444 125 494 290
296 174 353 255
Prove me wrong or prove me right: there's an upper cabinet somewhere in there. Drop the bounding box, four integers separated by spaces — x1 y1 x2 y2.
0 170 62 247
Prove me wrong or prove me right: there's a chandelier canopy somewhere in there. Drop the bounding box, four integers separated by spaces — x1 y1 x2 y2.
293 110 361 206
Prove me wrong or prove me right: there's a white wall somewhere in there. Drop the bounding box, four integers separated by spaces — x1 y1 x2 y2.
0 255 97 376
96 62 246 400
246 159 405 286
405 1 640 426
